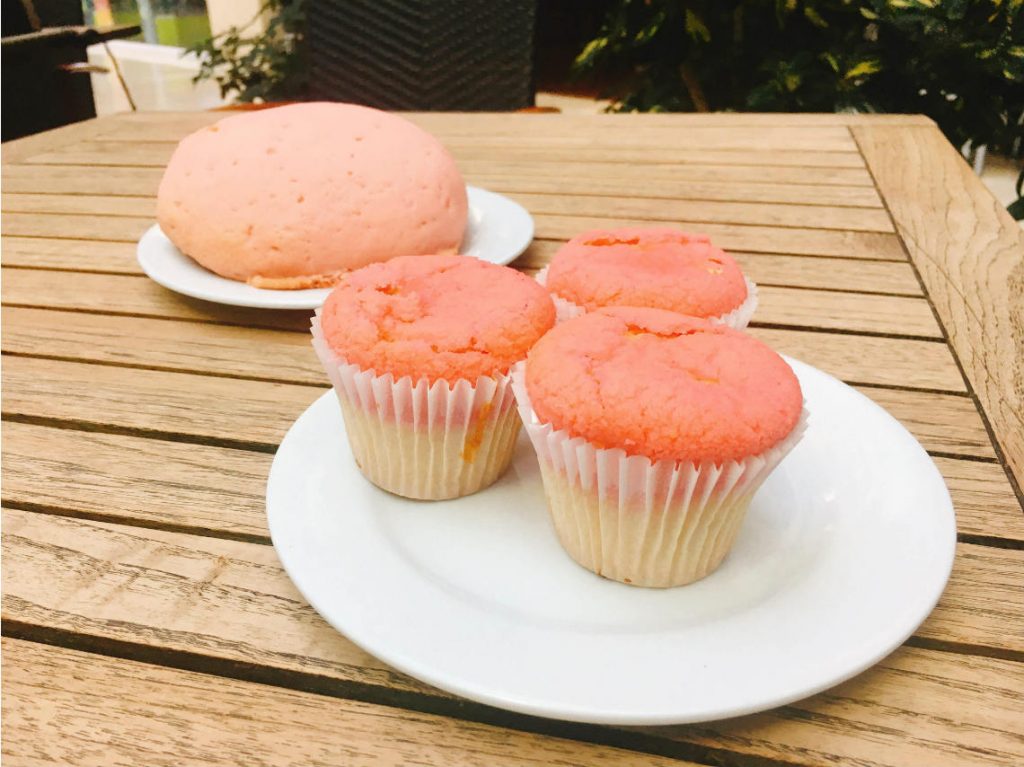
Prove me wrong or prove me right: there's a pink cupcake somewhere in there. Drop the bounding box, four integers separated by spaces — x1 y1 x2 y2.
313 255 555 500
512 306 805 587
537 227 757 327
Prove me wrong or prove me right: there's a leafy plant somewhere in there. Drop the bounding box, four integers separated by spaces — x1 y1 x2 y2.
187 0 307 102
574 0 1024 155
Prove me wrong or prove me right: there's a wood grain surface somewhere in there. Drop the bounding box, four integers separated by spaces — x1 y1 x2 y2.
2 111 1022 767
4 510 1023 767
2 639 693 767
854 125 1024 492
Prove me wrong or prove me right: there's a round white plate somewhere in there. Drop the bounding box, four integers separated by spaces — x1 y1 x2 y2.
137 185 534 310
266 359 955 725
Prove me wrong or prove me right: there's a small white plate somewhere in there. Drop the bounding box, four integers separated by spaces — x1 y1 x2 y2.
266 359 955 725
137 186 534 311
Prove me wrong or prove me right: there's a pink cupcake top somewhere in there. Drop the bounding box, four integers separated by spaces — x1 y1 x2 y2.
321 255 555 382
545 227 748 318
525 307 802 464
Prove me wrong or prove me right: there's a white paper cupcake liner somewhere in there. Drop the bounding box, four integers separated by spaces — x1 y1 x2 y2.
311 311 520 500
535 267 759 329
511 362 807 587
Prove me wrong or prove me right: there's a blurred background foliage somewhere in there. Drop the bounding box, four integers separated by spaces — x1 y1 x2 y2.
573 0 1024 157
187 0 306 102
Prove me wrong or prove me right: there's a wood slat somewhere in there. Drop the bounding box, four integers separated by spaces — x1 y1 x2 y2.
1 272 313 332
931 456 1024 541
406 117 859 142
2 356 323 449
1 236 139 273
535 216 907 260
87 109 932 129
1 422 268 539
18 141 878 186
474 174 883 208
2 307 322 385
855 124 1024 491
513 192 894 233
1 211 152 242
2 163 165 196
405 111 935 129
1 638 686 767
2 192 154 217
10 191 894 234
12 142 882 204
3 411 1016 546
647 646 1024 767
5 168 883 209
0 206 908 264
3 510 1022 767
0 267 938 338
1 236 924 296
749 327 965 392
93 119 860 152
518 241 923 295
0 208 908 264
856 387 996 460
755 286 939 338
0 298 964 398
917 542 1024 651
452 145 870 169
0 116 115 164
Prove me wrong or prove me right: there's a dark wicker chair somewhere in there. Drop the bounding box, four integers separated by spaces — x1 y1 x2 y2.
306 0 536 111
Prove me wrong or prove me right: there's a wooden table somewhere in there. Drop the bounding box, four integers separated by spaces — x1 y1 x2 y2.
2 111 1022 766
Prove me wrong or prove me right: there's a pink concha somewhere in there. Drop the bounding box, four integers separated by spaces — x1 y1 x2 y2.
156 102 468 285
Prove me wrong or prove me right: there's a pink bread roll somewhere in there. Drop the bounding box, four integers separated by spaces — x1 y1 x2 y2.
156 102 468 289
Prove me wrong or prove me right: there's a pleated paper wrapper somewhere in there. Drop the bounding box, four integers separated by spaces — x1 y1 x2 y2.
535 267 759 328
511 362 808 587
311 312 520 500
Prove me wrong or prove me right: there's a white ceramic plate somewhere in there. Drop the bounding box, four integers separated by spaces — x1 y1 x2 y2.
266 358 955 725
137 185 534 310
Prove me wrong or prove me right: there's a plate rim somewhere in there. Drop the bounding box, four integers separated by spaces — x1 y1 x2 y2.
265 358 957 725
137 185 534 311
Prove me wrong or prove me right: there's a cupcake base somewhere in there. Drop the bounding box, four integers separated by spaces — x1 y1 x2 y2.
312 311 520 500
538 462 755 586
338 396 520 500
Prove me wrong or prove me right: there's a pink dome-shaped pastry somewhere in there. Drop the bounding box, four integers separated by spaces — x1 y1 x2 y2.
157 103 468 288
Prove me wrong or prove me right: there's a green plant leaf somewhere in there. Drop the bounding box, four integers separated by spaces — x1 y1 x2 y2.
684 9 711 43
574 36 609 68
804 6 829 27
845 59 882 79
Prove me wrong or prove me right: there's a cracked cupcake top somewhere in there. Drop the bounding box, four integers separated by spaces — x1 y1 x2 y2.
525 306 801 463
545 227 748 319
321 255 556 382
